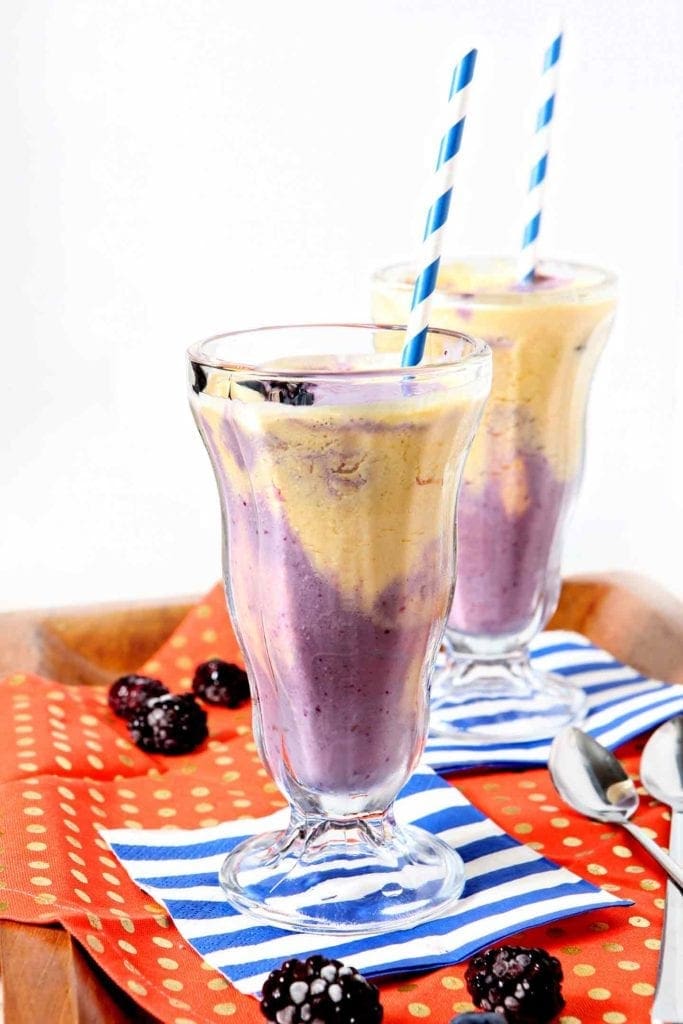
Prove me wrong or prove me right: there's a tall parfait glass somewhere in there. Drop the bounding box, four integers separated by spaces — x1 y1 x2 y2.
188 323 491 934
372 260 617 742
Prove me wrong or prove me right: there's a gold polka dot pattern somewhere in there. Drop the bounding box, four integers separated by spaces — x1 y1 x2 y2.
0 584 671 1023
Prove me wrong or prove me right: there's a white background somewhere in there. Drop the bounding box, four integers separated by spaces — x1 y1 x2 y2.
2 0 682 611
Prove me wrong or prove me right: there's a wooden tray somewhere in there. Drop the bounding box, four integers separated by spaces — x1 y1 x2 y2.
1 574 682 1023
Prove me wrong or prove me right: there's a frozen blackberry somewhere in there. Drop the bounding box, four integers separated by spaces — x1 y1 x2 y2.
240 379 315 405
192 658 250 707
128 694 208 755
465 945 564 1024
270 380 315 406
260 955 383 1024
108 674 169 720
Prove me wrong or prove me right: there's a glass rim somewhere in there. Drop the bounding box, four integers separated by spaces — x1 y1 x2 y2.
372 257 618 307
187 322 491 381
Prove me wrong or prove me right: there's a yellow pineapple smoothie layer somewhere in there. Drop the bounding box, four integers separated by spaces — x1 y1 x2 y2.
372 260 616 501
195 381 485 616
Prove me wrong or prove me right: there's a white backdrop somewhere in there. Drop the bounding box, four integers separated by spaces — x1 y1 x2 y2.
2 0 682 611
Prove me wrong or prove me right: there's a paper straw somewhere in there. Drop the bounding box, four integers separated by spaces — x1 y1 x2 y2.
400 49 477 368
518 32 563 284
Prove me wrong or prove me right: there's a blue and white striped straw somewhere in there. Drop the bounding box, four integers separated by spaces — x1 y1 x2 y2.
518 32 563 284
401 49 477 368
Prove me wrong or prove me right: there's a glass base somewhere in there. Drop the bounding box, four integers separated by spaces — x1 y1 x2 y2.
431 649 587 743
219 811 466 934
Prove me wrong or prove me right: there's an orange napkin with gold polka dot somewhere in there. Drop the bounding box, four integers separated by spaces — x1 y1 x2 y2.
0 584 673 1023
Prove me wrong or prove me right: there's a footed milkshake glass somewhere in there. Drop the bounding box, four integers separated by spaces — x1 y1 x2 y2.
372 260 617 743
188 323 490 934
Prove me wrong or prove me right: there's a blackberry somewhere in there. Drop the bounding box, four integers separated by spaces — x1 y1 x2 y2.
270 380 315 406
240 379 315 405
465 945 564 1024
108 674 169 720
260 955 383 1024
192 659 250 707
128 694 208 755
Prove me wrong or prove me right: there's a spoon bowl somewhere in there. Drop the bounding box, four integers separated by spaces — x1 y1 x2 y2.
640 715 683 1024
548 725 683 890
548 726 639 823
641 714 683 811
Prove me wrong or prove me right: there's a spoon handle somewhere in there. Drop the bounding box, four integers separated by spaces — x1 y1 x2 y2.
650 811 683 1024
621 820 683 890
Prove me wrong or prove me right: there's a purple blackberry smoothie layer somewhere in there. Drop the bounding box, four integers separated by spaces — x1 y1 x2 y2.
448 451 574 638
212 423 451 803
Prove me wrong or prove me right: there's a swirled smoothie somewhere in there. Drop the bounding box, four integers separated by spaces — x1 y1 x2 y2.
191 347 489 815
373 259 617 649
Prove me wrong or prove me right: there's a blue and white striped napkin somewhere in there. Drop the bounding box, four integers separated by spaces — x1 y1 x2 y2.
424 630 683 773
105 764 627 996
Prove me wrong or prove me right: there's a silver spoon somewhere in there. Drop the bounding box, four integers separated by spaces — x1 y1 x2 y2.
548 726 683 889
641 715 683 1024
